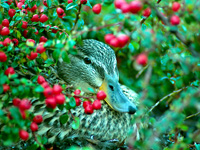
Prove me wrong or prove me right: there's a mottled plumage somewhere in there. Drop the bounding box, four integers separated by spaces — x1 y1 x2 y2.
32 39 139 149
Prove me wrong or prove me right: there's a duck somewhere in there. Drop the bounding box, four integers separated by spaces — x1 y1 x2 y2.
32 39 139 149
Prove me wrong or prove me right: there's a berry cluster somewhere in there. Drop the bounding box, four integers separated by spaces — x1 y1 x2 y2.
114 0 143 14
75 90 107 114
170 2 181 25
104 34 130 48
37 75 107 114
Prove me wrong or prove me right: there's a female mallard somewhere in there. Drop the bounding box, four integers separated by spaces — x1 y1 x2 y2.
33 39 139 149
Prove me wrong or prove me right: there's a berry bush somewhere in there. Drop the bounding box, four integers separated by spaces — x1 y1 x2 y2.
0 0 200 149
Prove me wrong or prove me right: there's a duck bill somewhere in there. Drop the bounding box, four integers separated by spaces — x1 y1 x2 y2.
99 74 137 114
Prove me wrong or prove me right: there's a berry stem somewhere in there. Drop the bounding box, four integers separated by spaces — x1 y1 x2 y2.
32 132 43 147
71 2 82 32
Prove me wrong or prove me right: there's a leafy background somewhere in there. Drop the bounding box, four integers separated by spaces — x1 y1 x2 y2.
0 0 200 149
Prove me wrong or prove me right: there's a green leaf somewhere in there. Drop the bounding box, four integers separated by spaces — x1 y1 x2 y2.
52 49 60 62
15 16 22 21
86 0 92 8
1 3 10 9
59 114 69 124
71 117 80 130
0 75 8 84
47 0 52 7
61 51 70 63
0 109 5 116
69 97 76 108
35 85 44 93
9 107 22 121
66 3 78 11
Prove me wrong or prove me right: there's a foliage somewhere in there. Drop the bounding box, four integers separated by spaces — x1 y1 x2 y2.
0 0 200 149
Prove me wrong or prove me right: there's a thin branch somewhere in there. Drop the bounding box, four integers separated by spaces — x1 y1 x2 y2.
185 111 200 120
32 132 43 147
71 2 82 32
148 87 187 113
136 65 149 78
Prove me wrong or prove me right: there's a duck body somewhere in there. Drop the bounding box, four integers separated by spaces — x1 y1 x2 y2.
32 39 139 149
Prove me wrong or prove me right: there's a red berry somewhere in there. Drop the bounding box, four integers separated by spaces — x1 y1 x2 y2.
143 8 151 17
121 3 130 13
129 0 143 14
19 99 31 110
172 2 181 12
2 19 9 27
26 39 35 44
13 98 21 107
92 99 101 110
17 2 23 9
0 51 7 62
5 67 15 76
36 43 46 54
45 97 57 109
28 5 37 12
33 115 43 124
43 87 53 98
8 9 16 18
55 94 65 105
56 7 64 15
92 4 102 14
27 51 38 60
114 0 126 9
58 13 66 19
39 36 48 43
23 30 28 38
84 105 93 114
53 84 62 95
21 9 27 14
43 0 48 7
6 0 12 5
19 130 29 141
40 14 48 23
52 26 58 33
170 15 180 25
31 14 40 22
117 34 130 48
74 89 81 95
104 34 115 45
81 0 87 4
41 81 49 88
83 101 91 108
96 91 107 100
1 27 10 36
3 38 12 47
21 21 28 29
75 97 81 106
3 84 10 93
68 0 73 3
12 38 19 46
20 109 26 119
37 75 45 84
0 24 2 31
30 122 38 132
109 38 120 47
136 53 148 66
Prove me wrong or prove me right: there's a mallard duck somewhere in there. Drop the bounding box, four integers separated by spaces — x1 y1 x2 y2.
33 39 139 149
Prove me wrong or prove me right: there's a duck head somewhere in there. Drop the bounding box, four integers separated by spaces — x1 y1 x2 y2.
57 39 137 114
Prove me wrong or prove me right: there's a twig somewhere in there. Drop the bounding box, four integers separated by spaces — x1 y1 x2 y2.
157 0 162 4
136 65 149 78
32 132 43 147
66 93 96 99
69 109 76 122
71 2 82 32
148 87 187 113
185 111 200 120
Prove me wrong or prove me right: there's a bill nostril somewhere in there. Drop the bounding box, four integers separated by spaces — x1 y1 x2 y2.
128 106 137 114
109 85 114 91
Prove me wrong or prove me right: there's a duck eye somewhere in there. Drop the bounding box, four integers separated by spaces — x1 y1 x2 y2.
84 57 91 64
